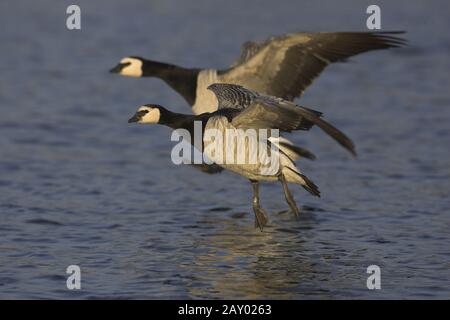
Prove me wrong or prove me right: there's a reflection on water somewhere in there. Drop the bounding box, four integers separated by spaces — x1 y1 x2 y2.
183 207 349 299
188 221 310 299
0 0 449 299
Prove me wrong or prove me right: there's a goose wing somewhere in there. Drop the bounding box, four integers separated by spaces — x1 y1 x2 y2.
208 83 356 155
222 31 406 100
207 83 259 110
231 96 320 131
229 41 266 68
234 96 356 156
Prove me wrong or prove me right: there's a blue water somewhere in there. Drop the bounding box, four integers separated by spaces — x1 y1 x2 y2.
0 0 449 299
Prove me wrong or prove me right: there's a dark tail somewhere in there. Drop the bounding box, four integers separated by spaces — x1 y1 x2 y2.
299 173 321 197
282 166 321 197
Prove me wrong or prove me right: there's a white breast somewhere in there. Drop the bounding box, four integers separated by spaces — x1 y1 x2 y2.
203 117 284 180
192 69 221 115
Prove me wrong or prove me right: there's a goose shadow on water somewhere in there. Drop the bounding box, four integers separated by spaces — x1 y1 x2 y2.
181 205 337 299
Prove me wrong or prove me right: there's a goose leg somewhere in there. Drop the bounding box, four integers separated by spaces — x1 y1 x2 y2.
250 180 268 231
278 174 300 218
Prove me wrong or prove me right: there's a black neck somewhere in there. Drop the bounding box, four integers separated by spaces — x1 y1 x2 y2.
158 107 211 140
158 107 195 130
140 59 200 106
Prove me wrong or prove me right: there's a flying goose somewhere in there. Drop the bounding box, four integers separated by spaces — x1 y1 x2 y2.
127 84 355 230
111 31 406 115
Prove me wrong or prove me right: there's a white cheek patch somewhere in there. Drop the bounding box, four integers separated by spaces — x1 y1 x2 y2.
141 108 161 124
119 58 143 77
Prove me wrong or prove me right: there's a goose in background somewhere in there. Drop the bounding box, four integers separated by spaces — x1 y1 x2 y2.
111 31 406 115
127 84 355 230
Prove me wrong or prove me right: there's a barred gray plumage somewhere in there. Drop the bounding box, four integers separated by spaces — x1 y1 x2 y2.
207 83 355 156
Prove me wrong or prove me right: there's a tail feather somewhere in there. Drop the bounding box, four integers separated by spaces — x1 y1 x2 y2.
282 166 321 197
299 173 321 197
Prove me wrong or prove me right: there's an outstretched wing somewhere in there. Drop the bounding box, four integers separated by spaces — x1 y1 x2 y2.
207 83 320 130
222 31 406 100
207 83 259 110
229 41 266 68
234 97 356 155
207 83 356 155
231 96 321 131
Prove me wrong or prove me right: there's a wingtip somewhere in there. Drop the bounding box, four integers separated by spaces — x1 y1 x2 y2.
376 30 407 34
347 144 357 157
374 31 409 47
347 145 357 157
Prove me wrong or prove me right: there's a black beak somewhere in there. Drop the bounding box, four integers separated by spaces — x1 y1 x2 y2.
109 63 123 73
110 61 131 73
128 114 140 123
128 110 146 123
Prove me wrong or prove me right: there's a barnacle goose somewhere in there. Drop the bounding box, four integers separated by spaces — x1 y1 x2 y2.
127 84 355 230
111 31 406 115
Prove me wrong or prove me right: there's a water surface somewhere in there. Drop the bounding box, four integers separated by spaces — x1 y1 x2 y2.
0 0 449 299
